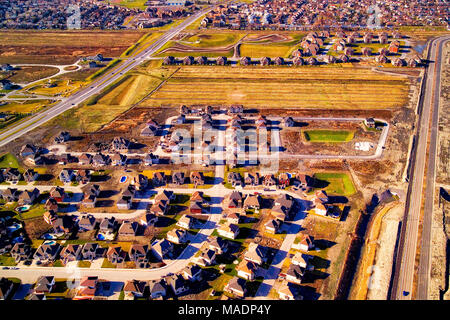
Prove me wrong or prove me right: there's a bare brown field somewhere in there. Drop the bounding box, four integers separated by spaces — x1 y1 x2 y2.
141 66 411 109
0 30 147 65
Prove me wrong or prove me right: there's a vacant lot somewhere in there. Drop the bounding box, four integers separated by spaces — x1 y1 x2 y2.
240 33 304 58
313 172 357 196
45 63 174 132
142 66 410 109
304 130 354 143
2 66 59 83
0 99 54 114
0 30 147 65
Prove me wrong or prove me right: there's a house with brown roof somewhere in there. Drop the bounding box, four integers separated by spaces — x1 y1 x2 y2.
123 280 147 299
106 246 127 264
190 171 205 186
60 244 82 265
118 221 138 237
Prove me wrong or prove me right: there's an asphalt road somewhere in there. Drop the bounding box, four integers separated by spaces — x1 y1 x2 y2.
416 36 448 299
0 7 211 148
390 35 449 300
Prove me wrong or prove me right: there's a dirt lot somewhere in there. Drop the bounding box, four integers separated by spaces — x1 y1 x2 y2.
0 30 147 65
282 120 381 156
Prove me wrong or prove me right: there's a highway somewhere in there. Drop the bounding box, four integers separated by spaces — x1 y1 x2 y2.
0 7 211 148
390 35 449 300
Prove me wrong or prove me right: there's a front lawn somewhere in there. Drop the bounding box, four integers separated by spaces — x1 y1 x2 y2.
303 130 354 143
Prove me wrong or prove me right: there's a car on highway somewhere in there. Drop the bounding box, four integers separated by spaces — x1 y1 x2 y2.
2 266 10 270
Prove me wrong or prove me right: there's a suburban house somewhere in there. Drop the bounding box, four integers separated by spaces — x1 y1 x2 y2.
217 223 240 239
0 278 14 300
292 233 314 252
43 210 58 225
244 172 260 186
291 252 312 269
190 201 203 214
124 280 147 299
150 199 169 216
177 214 195 229
224 277 246 298
10 242 31 263
236 259 259 281
278 281 301 300
75 276 99 299
129 244 150 268
195 249 216 267
1 188 20 202
190 171 205 186
152 239 174 260
78 215 96 232
34 276 55 294
60 244 82 265
106 246 127 265
134 174 149 191
18 188 40 205
183 264 202 282
263 174 277 187
207 236 229 254
144 153 159 165
52 215 75 234
224 212 240 225
265 218 282 234
81 243 105 261
118 221 139 237
152 172 167 187
111 153 127 166
78 153 93 165
54 131 70 143
44 198 59 212
23 169 39 183
99 217 116 235
167 228 188 244
172 171 185 185
140 213 158 227
285 264 305 285
33 241 61 263
165 274 189 296
243 194 261 211
227 191 243 209
59 169 75 184
244 243 267 265
49 186 65 202
147 279 166 299
227 172 242 187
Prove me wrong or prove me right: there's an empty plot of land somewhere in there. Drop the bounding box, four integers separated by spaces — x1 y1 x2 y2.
142 66 410 109
0 30 147 64
304 130 354 143
313 172 357 196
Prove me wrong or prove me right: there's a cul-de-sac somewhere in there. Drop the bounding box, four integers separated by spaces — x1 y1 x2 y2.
0 0 449 301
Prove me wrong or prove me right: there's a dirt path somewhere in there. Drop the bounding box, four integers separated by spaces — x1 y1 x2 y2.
351 202 402 299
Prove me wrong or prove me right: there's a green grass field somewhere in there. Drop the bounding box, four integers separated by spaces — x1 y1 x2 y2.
304 130 354 142
0 153 20 169
313 172 357 196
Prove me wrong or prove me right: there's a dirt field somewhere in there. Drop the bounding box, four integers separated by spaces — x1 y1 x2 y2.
141 66 411 109
1 66 59 83
0 30 147 65
282 120 381 156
